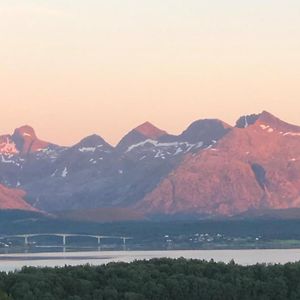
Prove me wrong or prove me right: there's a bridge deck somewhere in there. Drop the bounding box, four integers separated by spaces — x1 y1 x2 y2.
0 234 132 246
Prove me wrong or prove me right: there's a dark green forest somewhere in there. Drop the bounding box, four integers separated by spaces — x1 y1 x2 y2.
1 258 300 300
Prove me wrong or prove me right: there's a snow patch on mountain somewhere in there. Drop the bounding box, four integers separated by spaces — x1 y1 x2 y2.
36 147 67 162
259 124 275 133
244 116 249 128
289 158 297 162
51 170 58 177
260 124 270 130
0 138 19 154
283 132 300 137
61 167 68 178
79 147 97 153
0 155 21 166
259 123 300 137
174 148 183 155
126 139 203 153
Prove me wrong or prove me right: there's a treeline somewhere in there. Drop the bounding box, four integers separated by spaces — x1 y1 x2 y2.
1 258 300 299
4 210 300 242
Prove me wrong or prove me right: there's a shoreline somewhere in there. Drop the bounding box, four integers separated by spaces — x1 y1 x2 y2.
2 248 300 272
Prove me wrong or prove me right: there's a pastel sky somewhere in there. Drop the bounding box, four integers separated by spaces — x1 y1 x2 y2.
1 0 300 146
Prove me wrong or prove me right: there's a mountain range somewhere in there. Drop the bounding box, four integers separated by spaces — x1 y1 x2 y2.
1 111 300 221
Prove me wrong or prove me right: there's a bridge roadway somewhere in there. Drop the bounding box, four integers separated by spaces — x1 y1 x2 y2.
1 233 132 246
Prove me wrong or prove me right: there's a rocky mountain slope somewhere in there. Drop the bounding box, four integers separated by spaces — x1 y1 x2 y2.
0 119 230 214
2 111 300 220
0 184 36 211
137 111 300 217
0 125 50 155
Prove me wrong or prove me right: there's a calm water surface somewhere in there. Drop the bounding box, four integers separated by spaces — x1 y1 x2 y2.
1 249 300 272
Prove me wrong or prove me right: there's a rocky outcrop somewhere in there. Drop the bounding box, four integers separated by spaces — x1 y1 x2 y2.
0 125 50 155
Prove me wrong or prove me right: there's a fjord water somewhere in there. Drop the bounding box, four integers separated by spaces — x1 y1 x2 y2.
1 249 300 272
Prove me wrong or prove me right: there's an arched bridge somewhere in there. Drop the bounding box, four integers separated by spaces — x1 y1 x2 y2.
1 233 133 246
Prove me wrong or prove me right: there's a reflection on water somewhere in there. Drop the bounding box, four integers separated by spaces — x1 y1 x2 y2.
1 249 300 272
0 245 128 255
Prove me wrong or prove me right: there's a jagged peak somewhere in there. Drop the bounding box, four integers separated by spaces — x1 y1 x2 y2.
258 110 286 125
134 121 168 139
75 134 112 149
258 111 300 132
115 122 168 152
13 125 37 139
235 114 261 128
235 111 300 132
235 111 281 129
10 125 50 154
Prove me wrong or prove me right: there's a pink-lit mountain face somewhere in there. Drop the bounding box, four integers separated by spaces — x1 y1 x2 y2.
135 122 168 140
2 111 300 220
0 184 36 211
0 118 229 214
0 125 50 155
115 121 168 153
136 112 300 217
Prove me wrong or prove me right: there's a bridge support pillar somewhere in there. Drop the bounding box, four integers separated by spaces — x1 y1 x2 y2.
62 235 66 246
24 235 29 246
97 237 101 245
122 237 127 251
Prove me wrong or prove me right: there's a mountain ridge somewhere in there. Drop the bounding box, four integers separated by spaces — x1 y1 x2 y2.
2 111 300 221
137 111 300 217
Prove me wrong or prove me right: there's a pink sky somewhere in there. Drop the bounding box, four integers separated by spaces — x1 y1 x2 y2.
1 1 300 146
